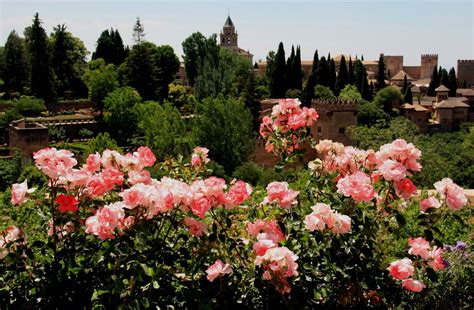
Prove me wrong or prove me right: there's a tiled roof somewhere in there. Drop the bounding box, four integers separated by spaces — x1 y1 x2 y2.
224 16 234 27
436 98 469 108
456 88 474 96
391 70 413 81
435 85 450 92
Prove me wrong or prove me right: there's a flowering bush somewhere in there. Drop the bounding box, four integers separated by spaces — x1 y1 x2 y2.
0 98 470 308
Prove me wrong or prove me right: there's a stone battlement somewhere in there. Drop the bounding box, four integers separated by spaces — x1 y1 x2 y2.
458 59 474 64
421 54 438 58
312 99 358 111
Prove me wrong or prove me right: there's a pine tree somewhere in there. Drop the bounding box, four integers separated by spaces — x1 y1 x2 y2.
427 66 439 96
133 17 145 44
92 30 112 62
270 42 287 98
329 58 336 92
448 68 457 97
354 60 372 101
3 30 28 93
110 29 126 65
348 57 354 85
335 55 348 95
26 13 54 101
404 87 413 104
316 56 330 87
376 53 386 90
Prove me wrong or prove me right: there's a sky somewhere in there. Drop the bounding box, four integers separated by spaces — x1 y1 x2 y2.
1 0 473 70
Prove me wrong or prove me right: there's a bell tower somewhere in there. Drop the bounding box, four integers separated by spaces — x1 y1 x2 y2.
220 15 238 48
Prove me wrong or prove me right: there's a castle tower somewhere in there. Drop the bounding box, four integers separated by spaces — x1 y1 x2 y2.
220 16 238 48
457 59 474 87
420 54 438 79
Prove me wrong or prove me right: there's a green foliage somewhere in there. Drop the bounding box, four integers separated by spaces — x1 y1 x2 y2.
373 86 401 115
194 96 255 174
285 88 302 99
13 97 46 116
18 164 48 188
121 42 179 101
85 132 119 154
269 42 288 98
376 53 386 90
48 126 66 142
91 28 126 66
167 83 197 114
2 30 28 94
83 59 119 113
182 32 208 87
137 101 194 159
315 56 330 87
313 85 335 100
335 55 348 95
0 153 21 191
338 84 362 101
427 66 439 96
357 101 389 127
448 67 457 97
0 108 21 144
404 87 413 104
103 87 142 144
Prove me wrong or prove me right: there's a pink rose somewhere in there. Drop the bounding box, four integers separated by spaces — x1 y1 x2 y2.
336 171 375 203
332 213 352 235
402 279 425 292
183 217 208 237
378 159 407 181
434 178 467 210
265 181 299 208
428 246 447 271
408 237 431 259
387 258 414 280
395 178 417 200
419 196 441 212
11 180 35 205
136 146 156 167
206 259 232 282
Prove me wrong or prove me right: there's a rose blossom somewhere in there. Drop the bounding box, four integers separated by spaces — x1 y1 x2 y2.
402 279 425 292
408 237 431 259
191 146 210 167
11 180 35 205
56 194 78 213
206 259 232 282
419 196 441 212
183 217 208 237
336 171 376 203
387 258 414 280
395 178 417 200
264 181 299 208
434 178 468 210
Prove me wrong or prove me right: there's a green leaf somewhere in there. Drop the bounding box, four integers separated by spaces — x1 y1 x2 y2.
426 267 438 282
424 229 434 241
91 289 109 301
395 213 406 227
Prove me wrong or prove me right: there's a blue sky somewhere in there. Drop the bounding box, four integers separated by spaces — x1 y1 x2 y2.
1 0 472 69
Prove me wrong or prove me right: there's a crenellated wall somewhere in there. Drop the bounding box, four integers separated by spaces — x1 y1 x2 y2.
457 59 474 87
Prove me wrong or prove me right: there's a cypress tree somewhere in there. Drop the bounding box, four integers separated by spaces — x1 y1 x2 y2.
92 30 112 62
111 29 126 65
302 49 319 107
316 56 330 87
448 67 457 97
294 45 302 90
376 53 386 90
286 45 295 89
439 67 449 89
26 13 54 101
404 87 413 104
3 30 28 93
335 55 348 95
401 74 408 95
329 58 336 92
270 42 287 98
427 66 439 96
348 57 354 85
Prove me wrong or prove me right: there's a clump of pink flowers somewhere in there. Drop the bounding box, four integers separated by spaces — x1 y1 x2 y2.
434 178 468 211
191 146 210 169
260 98 318 159
304 203 352 235
263 181 299 208
206 259 233 282
11 180 36 206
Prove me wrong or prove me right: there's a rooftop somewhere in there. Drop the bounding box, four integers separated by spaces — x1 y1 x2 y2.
436 98 469 108
435 85 450 92
224 15 234 27
391 70 414 81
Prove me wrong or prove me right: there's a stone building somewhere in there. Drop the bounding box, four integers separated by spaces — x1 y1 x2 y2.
457 60 474 87
399 104 429 132
219 15 253 63
9 119 49 160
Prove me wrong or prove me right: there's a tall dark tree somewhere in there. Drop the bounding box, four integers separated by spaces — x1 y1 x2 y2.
286 45 295 89
302 49 318 107
315 56 330 87
354 59 372 101
448 67 457 97
25 13 54 101
109 29 126 65
2 30 28 93
376 53 386 90
439 67 449 89
427 66 439 96
51 24 88 98
182 32 208 86
270 42 287 98
294 46 302 90
401 74 408 95
404 86 413 104
335 55 348 95
348 56 354 85
92 30 112 61
329 58 336 92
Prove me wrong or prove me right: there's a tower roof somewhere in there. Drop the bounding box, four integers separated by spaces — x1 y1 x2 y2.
224 15 234 27
435 85 449 92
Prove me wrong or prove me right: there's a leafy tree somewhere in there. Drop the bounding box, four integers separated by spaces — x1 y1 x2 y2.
25 13 54 101
448 68 457 97
439 67 449 88
356 101 389 127
404 87 413 104
242 71 261 131
353 59 372 101
137 101 193 159
103 86 141 144
86 132 120 154
373 86 401 115
315 56 330 87
51 24 88 98
133 17 145 44
167 83 197 114
427 66 439 96
313 85 335 100
335 55 348 95
338 84 362 101
182 32 208 86
0 108 21 144
376 53 386 90
270 42 287 98
83 59 119 113
193 96 254 174
2 30 28 94
0 152 21 191
121 42 179 101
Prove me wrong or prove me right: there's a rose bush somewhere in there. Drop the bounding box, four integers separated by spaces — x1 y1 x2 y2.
0 98 470 308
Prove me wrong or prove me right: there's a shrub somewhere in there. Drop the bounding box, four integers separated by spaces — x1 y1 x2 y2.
13 97 46 116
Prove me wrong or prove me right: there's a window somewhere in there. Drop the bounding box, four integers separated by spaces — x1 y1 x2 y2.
339 127 345 135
